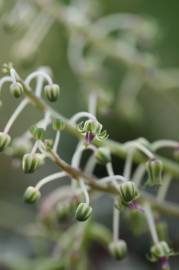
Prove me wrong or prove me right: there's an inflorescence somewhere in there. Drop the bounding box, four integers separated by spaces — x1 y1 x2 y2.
0 63 178 269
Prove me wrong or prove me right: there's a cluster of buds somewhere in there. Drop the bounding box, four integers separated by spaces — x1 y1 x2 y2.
146 158 163 186
149 241 177 269
78 119 108 144
109 240 128 261
75 202 93 222
118 181 140 209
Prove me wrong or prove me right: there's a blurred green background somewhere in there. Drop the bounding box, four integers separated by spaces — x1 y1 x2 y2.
0 0 179 269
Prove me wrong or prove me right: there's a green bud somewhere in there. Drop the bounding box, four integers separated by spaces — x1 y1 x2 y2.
52 118 65 131
44 84 60 102
146 158 163 186
75 203 92 222
30 126 45 141
109 240 128 261
119 181 139 206
95 147 111 165
22 153 44 173
150 241 172 261
24 186 41 204
0 132 11 151
78 119 108 144
10 82 23 98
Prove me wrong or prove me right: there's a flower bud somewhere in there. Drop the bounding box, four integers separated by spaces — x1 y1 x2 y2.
75 203 92 222
119 181 139 207
22 153 44 173
150 241 172 261
30 126 45 141
44 84 60 102
146 158 163 186
10 82 23 98
109 240 128 261
0 132 11 151
95 147 111 165
24 186 41 204
52 119 65 131
56 202 72 221
78 119 108 144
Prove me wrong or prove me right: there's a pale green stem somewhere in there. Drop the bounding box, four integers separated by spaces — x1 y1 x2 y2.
35 171 66 190
152 140 179 151
144 203 159 245
53 131 61 152
157 174 171 202
124 142 154 159
3 99 29 134
132 164 145 187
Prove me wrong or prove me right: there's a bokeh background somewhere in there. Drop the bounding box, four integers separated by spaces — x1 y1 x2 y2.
0 0 179 269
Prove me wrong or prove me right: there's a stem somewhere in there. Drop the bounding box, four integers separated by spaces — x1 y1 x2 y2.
113 204 119 242
144 203 159 244
0 76 12 91
106 163 119 188
88 92 97 116
80 179 90 205
157 175 171 202
35 171 66 190
10 68 18 84
84 155 96 175
69 112 96 124
123 148 134 179
31 140 39 155
25 70 53 86
99 175 126 183
132 164 145 187
53 131 61 152
124 142 154 159
152 140 179 151
3 99 29 134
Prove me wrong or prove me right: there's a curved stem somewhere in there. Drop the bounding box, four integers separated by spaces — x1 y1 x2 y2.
0 76 12 91
35 171 66 190
99 175 126 183
124 142 154 159
69 112 96 125
152 140 179 151
3 98 29 134
25 70 53 86
144 203 159 244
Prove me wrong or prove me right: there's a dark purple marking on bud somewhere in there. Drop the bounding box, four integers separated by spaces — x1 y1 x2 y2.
85 132 95 144
128 201 144 213
160 257 170 270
